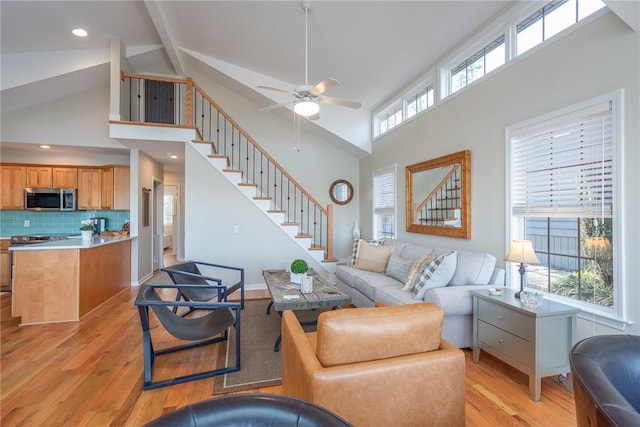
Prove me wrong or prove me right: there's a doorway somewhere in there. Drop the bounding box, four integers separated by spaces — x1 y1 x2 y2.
163 184 179 267
152 179 163 272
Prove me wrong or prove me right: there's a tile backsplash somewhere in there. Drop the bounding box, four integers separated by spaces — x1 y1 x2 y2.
0 210 130 237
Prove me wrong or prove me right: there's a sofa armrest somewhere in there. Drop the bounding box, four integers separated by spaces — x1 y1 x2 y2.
281 310 324 402
424 284 493 316
489 268 505 286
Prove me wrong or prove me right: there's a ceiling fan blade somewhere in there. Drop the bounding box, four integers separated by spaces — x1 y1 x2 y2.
257 85 298 97
318 96 362 109
309 78 340 96
260 100 297 112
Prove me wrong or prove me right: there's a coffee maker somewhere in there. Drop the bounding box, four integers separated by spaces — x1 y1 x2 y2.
90 217 107 235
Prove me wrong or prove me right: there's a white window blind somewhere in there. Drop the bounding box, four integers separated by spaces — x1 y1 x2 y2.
373 168 395 213
511 101 612 218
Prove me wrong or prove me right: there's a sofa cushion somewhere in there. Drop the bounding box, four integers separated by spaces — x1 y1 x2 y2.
354 241 393 273
414 251 457 300
353 273 398 301
398 242 436 261
350 238 384 266
385 254 414 283
375 283 422 306
449 250 497 285
401 253 435 292
336 265 359 288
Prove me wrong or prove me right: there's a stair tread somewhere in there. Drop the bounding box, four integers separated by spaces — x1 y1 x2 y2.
253 196 271 200
239 183 258 187
267 210 286 213
296 233 313 238
282 222 299 226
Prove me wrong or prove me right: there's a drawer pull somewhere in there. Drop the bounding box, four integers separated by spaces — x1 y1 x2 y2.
498 339 505 343
497 315 505 320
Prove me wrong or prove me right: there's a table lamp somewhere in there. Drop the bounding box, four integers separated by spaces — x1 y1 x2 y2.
504 240 540 298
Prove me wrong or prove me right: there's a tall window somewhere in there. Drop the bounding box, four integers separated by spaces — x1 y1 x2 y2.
373 166 396 239
507 93 619 312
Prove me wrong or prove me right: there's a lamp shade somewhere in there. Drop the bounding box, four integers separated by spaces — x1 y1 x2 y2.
294 100 319 117
504 240 540 264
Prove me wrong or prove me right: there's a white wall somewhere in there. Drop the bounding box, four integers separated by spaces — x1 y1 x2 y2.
1 84 127 150
359 12 640 337
185 144 331 285
187 68 361 261
164 170 185 261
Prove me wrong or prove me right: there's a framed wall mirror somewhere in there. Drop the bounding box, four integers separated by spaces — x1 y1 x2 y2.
406 150 470 239
329 179 354 205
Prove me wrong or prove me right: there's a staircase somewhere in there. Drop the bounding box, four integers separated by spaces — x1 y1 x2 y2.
116 72 337 279
416 164 462 227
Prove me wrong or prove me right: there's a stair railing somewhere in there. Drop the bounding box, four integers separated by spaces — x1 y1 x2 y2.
118 72 334 261
415 164 461 225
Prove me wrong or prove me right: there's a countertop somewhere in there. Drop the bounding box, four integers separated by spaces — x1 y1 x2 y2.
8 235 133 251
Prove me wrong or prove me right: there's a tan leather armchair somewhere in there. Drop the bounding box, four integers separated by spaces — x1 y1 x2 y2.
281 304 465 427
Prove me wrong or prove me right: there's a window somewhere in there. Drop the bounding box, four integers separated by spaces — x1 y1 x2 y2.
376 104 402 137
451 35 505 94
517 0 605 55
406 84 434 119
163 194 174 225
507 92 619 313
373 166 396 239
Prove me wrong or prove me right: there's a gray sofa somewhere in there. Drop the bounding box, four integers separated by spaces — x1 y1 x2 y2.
335 239 505 348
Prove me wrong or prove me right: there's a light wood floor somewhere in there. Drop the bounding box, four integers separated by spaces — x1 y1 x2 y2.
1 283 577 426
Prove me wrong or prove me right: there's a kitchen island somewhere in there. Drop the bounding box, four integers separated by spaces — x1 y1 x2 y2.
10 236 132 325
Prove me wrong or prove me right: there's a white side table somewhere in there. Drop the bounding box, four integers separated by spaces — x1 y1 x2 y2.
471 288 578 401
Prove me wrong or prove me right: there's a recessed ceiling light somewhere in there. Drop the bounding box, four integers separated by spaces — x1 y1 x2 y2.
72 28 88 37
40 145 51 149
169 155 178 159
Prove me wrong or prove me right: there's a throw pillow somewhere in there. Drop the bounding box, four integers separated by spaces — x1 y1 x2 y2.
401 252 435 292
354 240 393 273
385 254 414 283
413 251 458 300
350 238 384 266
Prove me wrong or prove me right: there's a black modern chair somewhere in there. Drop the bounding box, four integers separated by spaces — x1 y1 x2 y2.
144 393 353 426
162 261 245 312
135 284 241 390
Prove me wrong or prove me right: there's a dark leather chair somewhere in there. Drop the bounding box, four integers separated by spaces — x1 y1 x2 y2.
135 284 241 390
144 393 352 426
570 334 640 427
162 261 245 311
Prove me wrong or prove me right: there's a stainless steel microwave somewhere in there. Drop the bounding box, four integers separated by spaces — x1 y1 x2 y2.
24 188 77 211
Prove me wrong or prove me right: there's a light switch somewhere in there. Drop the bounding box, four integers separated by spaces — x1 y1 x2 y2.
233 225 240 234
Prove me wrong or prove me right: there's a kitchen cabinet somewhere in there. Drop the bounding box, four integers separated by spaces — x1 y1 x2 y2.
101 166 130 210
52 167 78 188
26 166 53 188
0 240 9 290
77 168 102 209
0 165 26 209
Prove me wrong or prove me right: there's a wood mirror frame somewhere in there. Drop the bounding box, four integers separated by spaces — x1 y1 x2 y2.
329 179 354 205
405 150 470 239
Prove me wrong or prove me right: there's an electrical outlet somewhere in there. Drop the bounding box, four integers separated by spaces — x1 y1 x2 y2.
24 220 30 227
233 225 240 234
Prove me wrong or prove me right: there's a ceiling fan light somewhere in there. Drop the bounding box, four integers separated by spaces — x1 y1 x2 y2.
294 101 319 117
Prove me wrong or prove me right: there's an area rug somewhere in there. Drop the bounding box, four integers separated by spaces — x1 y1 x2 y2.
213 299 283 394
213 299 330 394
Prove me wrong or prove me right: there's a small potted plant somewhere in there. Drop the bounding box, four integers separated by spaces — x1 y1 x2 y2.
289 259 309 285
80 219 96 241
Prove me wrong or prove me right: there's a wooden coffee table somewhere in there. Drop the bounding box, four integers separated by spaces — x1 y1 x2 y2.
262 269 351 351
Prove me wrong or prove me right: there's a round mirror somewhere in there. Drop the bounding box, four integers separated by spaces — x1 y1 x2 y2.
329 179 354 205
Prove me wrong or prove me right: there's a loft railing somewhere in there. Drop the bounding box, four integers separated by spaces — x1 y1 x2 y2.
118 72 335 261
415 164 461 226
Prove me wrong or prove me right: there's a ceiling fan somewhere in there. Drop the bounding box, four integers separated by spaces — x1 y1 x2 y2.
258 1 361 119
